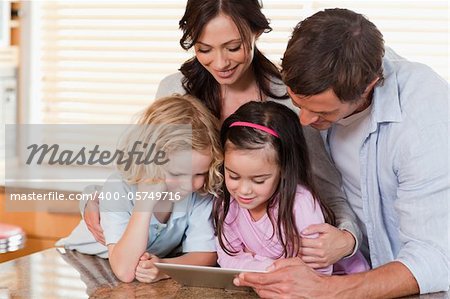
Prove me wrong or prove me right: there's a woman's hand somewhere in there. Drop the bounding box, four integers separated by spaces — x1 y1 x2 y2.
299 223 355 268
84 196 105 245
135 252 169 283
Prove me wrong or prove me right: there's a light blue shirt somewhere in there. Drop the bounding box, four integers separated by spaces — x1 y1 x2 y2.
322 48 449 294
57 173 216 258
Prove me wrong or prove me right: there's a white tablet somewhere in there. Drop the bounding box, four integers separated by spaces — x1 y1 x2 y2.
154 262 267 291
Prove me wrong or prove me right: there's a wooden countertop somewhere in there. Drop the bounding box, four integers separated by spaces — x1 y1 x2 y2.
0 248 448 299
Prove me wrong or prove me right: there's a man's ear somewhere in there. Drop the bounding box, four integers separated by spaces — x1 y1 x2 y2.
287 86 295 97
363 77 380 96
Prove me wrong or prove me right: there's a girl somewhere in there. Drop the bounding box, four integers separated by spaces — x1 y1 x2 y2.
214 101 369 274
85 0 362 269
58 95 223 283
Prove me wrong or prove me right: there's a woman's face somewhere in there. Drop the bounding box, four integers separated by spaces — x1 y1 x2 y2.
194 13 256 86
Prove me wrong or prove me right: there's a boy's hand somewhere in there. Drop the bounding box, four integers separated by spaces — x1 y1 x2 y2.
135 252 169 283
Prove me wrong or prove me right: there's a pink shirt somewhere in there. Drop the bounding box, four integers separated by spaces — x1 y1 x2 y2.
216 185 369 274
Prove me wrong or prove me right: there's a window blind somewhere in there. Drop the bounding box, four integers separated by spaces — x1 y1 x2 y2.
30 0 448 125
38 1 191 124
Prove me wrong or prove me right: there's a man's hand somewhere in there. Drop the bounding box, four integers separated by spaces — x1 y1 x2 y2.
135 252 169 283
300 223 355 268
234 257 330 298
84 196 105 245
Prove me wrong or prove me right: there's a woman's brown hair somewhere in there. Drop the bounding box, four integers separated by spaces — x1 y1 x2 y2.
178 0 288 119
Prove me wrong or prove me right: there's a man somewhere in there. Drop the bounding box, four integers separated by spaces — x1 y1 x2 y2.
234 8 449 298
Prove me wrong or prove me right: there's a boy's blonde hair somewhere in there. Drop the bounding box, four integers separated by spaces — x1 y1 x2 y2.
117 94 223 196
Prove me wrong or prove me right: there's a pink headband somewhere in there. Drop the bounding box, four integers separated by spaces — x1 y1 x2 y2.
229 121 279 138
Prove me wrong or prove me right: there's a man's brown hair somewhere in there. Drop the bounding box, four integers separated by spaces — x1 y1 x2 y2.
282 8 385 102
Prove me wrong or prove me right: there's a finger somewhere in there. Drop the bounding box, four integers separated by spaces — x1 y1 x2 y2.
140 260 156 269
135 272 153 283
87 224 105 245
237 271 283 286
233 276 259 289
301 223 331 235
136 276 149 283
267 257 304 272
148 253 159 260
299 246 325 257
299 253 326 264
300 237 323 249
85 213 104 233
93 232 106 245
140 252 151 260
136 266 157 276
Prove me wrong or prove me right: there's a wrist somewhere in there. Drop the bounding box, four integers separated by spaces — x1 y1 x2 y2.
326 272 356 298
342 230 356 257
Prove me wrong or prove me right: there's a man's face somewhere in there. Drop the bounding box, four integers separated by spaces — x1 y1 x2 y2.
287 87 366 130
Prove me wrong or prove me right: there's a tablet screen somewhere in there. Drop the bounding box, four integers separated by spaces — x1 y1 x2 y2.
154 263 266 291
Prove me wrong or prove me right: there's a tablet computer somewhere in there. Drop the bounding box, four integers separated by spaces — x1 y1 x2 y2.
154 262 266 291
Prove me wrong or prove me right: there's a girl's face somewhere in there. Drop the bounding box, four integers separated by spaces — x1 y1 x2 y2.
164 149 212 197
224 146 280 220
194 13 256 86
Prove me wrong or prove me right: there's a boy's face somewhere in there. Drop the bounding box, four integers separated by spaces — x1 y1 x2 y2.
287 87 368 130
163 149 211 197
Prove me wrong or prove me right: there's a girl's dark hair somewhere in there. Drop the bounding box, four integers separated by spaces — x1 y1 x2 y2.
179 0 288 119
213 101 335 258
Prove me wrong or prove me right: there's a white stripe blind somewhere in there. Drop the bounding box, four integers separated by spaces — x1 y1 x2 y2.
38 1 191 124
33 0 448 125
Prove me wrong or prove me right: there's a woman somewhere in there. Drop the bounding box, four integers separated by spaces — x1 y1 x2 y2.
84 0 362 271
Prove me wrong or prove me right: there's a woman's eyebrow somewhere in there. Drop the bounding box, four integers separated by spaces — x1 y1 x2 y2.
196 39 242 47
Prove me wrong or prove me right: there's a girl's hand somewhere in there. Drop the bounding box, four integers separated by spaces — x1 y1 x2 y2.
299 223 355 268
135 252 169 283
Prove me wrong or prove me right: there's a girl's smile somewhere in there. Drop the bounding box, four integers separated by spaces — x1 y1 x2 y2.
224 146 280 221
